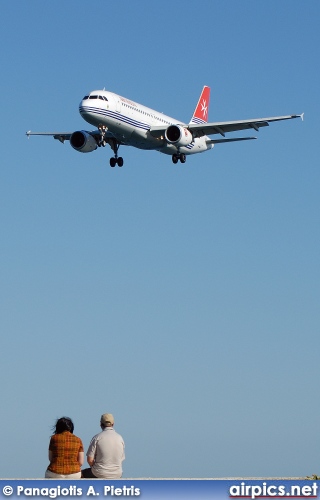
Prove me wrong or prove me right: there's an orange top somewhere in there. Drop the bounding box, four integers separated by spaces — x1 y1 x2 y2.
47 431 83 475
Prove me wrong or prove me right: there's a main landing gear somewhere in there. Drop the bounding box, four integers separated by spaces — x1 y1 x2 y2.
109 138 123 167
172 153 186 164
110 156 123 167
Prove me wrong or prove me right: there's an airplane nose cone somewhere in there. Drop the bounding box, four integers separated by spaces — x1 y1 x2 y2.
79 100 86 116
79 99 92 120
79 99 98 127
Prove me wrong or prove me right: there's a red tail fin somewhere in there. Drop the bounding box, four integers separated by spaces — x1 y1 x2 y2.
190 86 211 124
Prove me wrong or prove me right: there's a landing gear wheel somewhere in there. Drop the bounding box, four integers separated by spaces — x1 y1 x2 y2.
172 154 179 164
180 154 186 163
117 157 124 167
110 157 116 167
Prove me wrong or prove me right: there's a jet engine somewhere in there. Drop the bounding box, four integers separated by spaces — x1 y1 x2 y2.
165 125 193 147
70 131 98 153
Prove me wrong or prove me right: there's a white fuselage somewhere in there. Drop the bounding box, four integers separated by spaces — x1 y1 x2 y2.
79 90 212 156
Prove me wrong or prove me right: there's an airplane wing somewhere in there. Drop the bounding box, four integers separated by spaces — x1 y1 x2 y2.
26 131 74 143
26 130 118 143
188 114 304 138
149 114 303 139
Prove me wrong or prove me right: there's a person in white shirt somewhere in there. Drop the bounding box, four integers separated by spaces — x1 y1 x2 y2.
81 413 125 479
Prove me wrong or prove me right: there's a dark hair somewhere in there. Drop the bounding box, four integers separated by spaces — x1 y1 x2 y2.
53 417 74 434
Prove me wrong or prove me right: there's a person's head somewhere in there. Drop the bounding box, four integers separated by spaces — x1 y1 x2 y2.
54 417 74 434
100 413 114 429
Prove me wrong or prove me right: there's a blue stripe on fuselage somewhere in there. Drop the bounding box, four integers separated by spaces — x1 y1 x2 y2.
79 105 150 131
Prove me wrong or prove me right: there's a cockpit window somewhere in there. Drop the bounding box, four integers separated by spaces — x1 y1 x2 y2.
83 94 107 101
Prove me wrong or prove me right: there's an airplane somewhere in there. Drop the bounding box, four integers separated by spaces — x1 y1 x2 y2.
26 86 303 167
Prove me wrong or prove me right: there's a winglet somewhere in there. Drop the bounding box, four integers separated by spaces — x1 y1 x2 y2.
291 113 304 121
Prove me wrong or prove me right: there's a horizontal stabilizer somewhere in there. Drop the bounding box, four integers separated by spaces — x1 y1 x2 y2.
207 137 257 145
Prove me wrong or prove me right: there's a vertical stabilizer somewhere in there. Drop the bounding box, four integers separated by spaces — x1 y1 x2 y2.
189 86 211 124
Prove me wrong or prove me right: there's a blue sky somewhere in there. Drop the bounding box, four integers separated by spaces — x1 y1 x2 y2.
0 0 319 479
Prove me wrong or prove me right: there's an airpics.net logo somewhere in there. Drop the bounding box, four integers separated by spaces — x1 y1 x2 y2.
229 482 318 499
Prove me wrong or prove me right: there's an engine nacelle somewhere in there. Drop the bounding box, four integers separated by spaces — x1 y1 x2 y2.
70 131 98 153
165 125 193 147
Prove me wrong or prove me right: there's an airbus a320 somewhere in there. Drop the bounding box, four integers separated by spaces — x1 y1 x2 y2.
26 86 303 167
